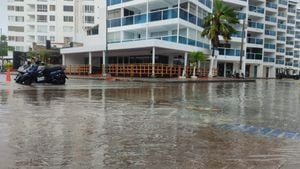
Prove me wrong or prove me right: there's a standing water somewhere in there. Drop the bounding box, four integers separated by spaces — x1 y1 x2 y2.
0 76 300 168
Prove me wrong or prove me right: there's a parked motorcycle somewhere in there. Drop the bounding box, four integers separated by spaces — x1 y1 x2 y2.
15 64 68 85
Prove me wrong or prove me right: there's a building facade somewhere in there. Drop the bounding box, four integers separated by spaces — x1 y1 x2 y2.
7 0 300 78
7 0 100 52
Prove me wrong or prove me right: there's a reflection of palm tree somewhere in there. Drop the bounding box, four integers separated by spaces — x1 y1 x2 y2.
189 51 208 78
201 0 239 77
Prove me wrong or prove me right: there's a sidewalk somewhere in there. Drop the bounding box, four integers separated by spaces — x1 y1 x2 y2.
67 75 256 83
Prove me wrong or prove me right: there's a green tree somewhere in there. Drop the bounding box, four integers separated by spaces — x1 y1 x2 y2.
0 35 13 71
189 51 207 78
39 50 50 63
201 0 239 76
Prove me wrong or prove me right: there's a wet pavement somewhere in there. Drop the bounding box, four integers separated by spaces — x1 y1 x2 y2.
0 75 300 169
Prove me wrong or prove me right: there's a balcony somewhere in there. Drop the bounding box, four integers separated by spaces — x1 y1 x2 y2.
276 48 285 53
247 37 263 44
288 8 296 14
231 31 245 38
294 63 299 68
287 30 295 35
286 41 294 46
178 36 210 49
265 15 277 23
218 48 242 57
247 53 262 60
295 45 300 48
287 19 296 24
237 12 246 20
248 21 264 29
265 30 276 36
276 60 285 65
277 36 286 41
278 0 288 6
286 51 294 56
277 24 287 29
249 5 264 14
286 62 293 66
264 43 276 49
263 57 275 63
266 2 277 9
278 12 286 17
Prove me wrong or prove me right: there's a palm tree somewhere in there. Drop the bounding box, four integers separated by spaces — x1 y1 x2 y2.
189 51 207 78
201 0 239 77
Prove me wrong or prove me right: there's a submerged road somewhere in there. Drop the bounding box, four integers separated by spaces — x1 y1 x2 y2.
0 75 300 169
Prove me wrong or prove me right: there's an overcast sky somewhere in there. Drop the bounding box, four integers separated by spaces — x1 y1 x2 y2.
0 0 8 35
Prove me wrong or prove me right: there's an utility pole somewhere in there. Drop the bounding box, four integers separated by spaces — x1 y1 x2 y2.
102 3 108 77
0 28 3 72
239 19 246 78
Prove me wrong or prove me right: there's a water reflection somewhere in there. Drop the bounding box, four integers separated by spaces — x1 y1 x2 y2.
0 79 299 168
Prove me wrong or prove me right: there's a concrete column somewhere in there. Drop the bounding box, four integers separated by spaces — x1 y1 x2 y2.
62 54 66 66
181 52 188 78
270 66 276 78
151 47 155 77
102 51 106 77
224 63 227 77
88 52 92 74
176 0 180 43
257 64 264 78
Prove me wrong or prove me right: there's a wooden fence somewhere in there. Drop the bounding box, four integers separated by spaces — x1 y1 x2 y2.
65 64 216 77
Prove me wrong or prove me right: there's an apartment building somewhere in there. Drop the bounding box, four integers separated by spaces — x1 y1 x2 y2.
7 0 100 52
8 0 300 78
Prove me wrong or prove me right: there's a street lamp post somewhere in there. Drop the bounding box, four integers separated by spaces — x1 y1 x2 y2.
239 19 246 78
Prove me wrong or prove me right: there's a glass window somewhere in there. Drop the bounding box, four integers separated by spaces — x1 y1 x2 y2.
63 5 73 12
37 5 47 12
63 16 73 22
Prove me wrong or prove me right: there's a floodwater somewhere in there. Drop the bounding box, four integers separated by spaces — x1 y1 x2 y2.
0 75 300 169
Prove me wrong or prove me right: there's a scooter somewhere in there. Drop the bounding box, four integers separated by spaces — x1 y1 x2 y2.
16 64 68 85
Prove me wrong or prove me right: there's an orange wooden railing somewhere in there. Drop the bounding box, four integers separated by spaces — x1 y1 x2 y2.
65 65 90 75
65 64 216 77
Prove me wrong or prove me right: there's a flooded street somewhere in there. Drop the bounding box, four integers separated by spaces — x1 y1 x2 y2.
0 75 300 169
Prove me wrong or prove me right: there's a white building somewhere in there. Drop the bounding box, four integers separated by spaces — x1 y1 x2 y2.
8 0 300 78
6 0 100 51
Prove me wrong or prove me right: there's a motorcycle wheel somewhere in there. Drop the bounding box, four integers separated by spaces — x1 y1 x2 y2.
53 74 66 85
23 78 33 85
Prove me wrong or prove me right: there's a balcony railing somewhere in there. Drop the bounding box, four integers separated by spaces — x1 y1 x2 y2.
286 41 294 45
287 19 296 24
286 51 294 56
263 57 275 63
266 2 277 9
218 48 242 57
279 0 288 6
288 8 296 13
232 31 245 38
277 36 286 41
247 53 262 60
265 15 277 23
294 64 299 67
249 5 264 14
264 43 276 49
286 62 293 66
247 37 263 44
295 45 300 48
108 8 205 28
265 29 276 36
287 30 295 35
237 12 246 20
248 21 264 29
276 48 285 53
277 24 287 29
276 60 285 65
278 12 286 17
